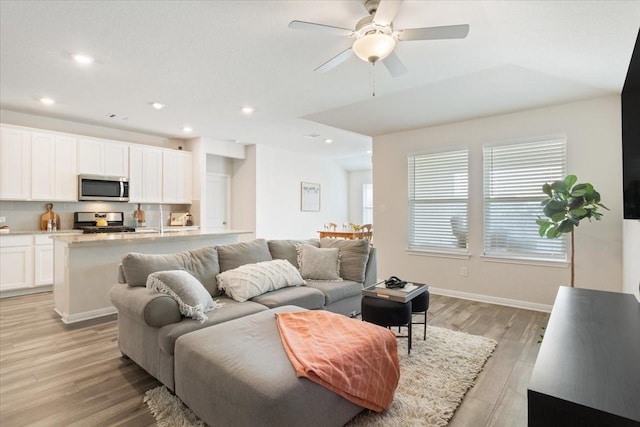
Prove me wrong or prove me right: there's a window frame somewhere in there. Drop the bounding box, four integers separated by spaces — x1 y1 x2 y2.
407 148 470 255
482 137 568 263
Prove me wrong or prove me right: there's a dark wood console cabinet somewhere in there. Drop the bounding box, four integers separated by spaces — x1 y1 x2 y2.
528 287 640 426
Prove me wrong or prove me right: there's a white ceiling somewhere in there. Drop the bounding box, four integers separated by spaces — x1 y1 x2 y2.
1 1 639 171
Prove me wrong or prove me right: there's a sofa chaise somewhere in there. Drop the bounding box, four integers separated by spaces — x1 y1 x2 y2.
109 237 377 391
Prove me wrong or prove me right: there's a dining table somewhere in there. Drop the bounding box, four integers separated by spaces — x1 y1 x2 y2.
318 229 372 240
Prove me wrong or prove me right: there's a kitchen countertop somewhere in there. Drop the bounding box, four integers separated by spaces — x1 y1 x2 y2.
0 229 83 236
50 229 252 246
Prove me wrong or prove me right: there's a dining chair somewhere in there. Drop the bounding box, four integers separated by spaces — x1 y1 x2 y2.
361 223 373 245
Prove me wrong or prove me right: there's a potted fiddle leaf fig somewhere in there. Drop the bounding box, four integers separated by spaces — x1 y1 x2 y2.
536 174 608 287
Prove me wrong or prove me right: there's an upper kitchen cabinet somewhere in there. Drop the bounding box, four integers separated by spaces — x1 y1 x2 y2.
0 126 31 200
31 132 77 201
77 138 129 177
129 145 162 203
162 150 192 204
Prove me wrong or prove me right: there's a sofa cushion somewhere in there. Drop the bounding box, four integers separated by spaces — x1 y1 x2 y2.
306 280 363 306
158 297 268 355
217 238 272 272
146 270 222 323
250 286 325 310
121 246 221 296
296 244 342 281
217 259 305 302
320 238 370 283
268 239 320 268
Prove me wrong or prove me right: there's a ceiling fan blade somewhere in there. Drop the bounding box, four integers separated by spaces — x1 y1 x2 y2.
314 48 354 73
289 20 353 37
397 24 470 41
382 51 407 77
373 0 403 27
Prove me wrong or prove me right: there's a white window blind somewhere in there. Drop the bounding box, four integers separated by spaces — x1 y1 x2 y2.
483 139 567 260
408 149 469 252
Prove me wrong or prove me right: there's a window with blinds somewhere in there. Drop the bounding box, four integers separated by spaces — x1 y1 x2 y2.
363 183 373 224
483 139 567 261
408 149 469 253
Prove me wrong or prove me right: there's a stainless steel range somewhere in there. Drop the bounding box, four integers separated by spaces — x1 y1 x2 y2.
73 212 136 234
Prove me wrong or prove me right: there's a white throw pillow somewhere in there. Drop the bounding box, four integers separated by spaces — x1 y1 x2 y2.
146 270 223 323
217 259 306 302
296 244 342 281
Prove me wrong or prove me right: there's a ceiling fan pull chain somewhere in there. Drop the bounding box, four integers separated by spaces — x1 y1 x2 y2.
370 62 376 97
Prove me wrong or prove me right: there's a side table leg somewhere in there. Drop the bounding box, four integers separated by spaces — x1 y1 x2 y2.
408 318 412 354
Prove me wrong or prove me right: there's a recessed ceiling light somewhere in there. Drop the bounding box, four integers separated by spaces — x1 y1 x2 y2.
366 150 372 154
325 139 333 144
183 127 193 133
40 97 55 105
241 106 254 114
72 53 94 65
151 102 165 110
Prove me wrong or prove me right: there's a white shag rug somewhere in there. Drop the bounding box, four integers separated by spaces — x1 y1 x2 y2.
144 325 497 427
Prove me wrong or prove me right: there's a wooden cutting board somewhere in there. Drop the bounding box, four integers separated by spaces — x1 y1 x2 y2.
40 203 61 231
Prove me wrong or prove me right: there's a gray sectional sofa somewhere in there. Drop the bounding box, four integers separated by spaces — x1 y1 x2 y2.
109 237 377 392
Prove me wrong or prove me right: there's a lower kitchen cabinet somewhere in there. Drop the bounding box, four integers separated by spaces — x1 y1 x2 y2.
0 234 56 296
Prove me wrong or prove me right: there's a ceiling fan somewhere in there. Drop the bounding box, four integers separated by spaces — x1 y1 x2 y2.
289 0 469 77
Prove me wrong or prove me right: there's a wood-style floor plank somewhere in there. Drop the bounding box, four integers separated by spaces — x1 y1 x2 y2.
0 291 549 426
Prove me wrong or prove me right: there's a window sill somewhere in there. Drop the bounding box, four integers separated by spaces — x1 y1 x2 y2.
481 255 568 268
406 249 471 260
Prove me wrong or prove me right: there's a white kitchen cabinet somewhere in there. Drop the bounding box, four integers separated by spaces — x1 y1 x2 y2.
34 235 54 286
77 138 129 177
129 145 162 203
31 132 77 201
162 150 192 203
0 236 34 292
0 127 31 200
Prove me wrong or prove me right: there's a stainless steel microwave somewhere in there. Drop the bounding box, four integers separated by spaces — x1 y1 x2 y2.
78 174 129 202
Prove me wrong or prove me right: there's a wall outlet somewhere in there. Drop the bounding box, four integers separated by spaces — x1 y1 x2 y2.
0 216 6 224
460 266 468 277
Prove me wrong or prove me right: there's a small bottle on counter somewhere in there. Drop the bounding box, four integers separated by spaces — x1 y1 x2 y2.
47 219 52 232
51 218 57 232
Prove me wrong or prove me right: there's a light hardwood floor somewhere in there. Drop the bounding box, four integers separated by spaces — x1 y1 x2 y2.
0 291 549 426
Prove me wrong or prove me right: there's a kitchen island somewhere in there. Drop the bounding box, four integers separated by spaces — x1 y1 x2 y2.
51 229 252 323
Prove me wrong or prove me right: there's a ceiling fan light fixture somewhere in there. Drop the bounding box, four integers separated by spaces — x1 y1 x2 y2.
352 32 396 64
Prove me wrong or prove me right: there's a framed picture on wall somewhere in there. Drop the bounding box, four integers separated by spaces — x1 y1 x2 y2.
301 182 320 212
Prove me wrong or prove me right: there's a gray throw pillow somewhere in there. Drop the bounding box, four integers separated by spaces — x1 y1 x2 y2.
121 246 222 296
217 238 273 272
146 270 223 323
296 244 342 281
268 239 320 268
319 238 370 283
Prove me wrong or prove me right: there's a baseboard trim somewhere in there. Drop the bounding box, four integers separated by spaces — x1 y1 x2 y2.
428 287 553 313
54 306 118 324
1 285 52 299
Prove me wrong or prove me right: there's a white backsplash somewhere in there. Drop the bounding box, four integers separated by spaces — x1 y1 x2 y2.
0 200 192 231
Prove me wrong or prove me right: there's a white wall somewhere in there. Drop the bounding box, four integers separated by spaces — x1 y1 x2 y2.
231 145 258 240
374 96 623 308
1 109 183 149
252 144 349 240
348 170 372 225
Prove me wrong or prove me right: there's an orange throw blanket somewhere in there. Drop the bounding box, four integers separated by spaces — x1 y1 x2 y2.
276 310 400 412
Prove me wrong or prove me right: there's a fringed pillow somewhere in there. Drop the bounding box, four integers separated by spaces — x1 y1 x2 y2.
217 259 305 302
146 270 223 323
296 244 342 281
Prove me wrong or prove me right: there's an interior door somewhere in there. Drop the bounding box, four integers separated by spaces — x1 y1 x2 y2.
205 173 229 231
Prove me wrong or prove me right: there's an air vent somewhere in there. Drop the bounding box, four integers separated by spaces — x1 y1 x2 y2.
106 113 128 120
304 133 321 139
